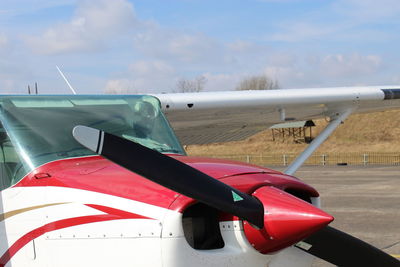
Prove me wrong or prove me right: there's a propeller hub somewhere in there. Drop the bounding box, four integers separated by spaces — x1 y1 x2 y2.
243 186 333 254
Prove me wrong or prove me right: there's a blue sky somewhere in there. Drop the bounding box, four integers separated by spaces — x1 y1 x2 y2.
1 0 400 94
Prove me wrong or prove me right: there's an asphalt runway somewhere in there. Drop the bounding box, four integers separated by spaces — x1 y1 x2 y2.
281 165 400 266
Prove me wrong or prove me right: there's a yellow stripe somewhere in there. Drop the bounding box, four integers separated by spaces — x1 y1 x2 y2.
390 254 400 258
0 203 68 222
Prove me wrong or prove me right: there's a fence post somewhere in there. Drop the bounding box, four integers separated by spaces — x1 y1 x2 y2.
363 154 368 166
283 154 288 166
246 155 250 164
322 154 326 166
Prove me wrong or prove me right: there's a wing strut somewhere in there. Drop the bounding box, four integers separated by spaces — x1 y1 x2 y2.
284 108 353 175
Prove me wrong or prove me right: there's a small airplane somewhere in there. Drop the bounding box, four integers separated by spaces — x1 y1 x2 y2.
0 86 399 267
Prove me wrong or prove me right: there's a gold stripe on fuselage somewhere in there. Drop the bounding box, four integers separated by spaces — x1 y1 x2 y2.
0 203 68 222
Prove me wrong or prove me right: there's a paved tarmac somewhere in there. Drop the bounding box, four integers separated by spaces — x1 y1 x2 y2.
272 165 400 266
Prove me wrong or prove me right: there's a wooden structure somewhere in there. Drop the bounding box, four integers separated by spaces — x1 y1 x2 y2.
270 120 315 143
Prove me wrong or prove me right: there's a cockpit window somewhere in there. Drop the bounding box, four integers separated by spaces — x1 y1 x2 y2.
0 125 20 190
0 95 184 187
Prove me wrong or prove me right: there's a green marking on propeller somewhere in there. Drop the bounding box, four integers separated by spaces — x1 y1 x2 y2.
232 191 244 202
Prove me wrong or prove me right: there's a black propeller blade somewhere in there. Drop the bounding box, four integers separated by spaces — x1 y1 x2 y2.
72 126 264 228
296 226 400 266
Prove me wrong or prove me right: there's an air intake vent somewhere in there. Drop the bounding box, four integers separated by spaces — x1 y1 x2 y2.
182 203 225 250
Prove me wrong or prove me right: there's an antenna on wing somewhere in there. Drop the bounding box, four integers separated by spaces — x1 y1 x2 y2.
56 65 77 95
27 83 38 94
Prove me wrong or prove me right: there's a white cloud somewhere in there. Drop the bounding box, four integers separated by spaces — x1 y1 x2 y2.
261 53 385 88
133 24 221 63
266 0 400 44
0 33 8 48
202 72 243 91
334 0 400 21
269 53 297 67
227 40 255 52
24 0 137 54
0 0 76 17
0 58 36 94
104 60 177 93
0 79 16 93
268 22 338 42
168 34 216 62
129 60 175 77
263 66 305 88
319 54 382 78
104 79 138 94
257 0 302 2
392 75 400 84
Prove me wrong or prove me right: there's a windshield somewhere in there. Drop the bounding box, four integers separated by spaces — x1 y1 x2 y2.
0 95 184 186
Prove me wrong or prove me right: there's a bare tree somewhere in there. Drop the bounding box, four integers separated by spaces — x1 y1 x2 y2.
175 75 207 93
235 74 279 91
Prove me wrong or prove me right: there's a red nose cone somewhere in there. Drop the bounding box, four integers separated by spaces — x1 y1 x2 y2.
244 186 333 254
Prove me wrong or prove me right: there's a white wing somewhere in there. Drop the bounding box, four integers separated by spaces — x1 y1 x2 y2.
154 86 400 145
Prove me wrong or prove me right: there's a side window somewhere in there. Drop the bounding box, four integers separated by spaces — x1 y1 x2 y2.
0 127 20 190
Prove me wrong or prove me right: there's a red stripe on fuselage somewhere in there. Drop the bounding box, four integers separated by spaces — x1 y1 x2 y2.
85 204 151 219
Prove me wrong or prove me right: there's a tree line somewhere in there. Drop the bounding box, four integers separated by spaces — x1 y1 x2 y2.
105 74 279 94
175 74 279 93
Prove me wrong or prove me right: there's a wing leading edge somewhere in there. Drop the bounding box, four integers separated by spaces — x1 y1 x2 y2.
153 86 400 145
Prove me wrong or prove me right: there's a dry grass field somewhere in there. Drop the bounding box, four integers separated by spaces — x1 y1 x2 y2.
186 109 400 156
